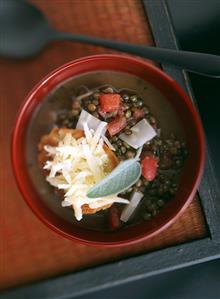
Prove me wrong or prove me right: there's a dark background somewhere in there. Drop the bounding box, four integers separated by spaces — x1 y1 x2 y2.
76 1 220 298
168 0 220 186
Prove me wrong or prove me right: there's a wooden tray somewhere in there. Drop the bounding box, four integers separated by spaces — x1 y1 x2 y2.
1 0 220 298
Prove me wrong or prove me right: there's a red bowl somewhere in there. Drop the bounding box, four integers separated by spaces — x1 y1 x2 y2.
11 54 205 247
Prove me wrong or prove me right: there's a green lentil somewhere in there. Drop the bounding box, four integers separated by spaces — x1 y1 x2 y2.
122 94 130 102
143 213 152 220
147 203 157 212
144 180 150 187
130 95 138 102
157 199 165 207
125 110 132 118
92 99 99 105
112 136 118 142
117 140 122 146
113 144 118 151
152 210 158 216
93 93 100 99
137 100 143 107
145 199 152 207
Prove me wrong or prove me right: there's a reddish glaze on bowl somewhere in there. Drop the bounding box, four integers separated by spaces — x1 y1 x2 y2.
11 54 205 247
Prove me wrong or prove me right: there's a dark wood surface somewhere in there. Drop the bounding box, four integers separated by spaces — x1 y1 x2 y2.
0 0 207 291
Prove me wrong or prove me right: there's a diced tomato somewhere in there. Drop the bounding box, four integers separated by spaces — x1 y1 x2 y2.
108 205 121 231
99 93 121 113
107 116 127 136
141 155 158 181
132 108 145 120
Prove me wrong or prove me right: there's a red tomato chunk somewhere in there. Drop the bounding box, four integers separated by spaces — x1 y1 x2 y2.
141 155 158 181
99 94 121 113
107 116 127 136
108 205 121 230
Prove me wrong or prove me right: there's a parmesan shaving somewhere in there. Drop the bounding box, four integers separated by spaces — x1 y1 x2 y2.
119 119 157 149
76 109 107 133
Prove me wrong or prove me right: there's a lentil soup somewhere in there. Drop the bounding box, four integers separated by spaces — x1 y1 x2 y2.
25 71 187 231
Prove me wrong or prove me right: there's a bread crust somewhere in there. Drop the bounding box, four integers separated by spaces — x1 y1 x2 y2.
38 128 118 215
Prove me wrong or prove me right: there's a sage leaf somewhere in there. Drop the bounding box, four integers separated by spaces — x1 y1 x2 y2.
87 158 141 198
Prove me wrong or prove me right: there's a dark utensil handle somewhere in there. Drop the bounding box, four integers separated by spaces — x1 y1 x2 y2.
56 32 220 78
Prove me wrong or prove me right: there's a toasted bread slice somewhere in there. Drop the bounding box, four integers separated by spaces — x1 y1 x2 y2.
38 128 118 215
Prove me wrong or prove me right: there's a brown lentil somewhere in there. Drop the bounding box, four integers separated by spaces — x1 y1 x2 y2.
136 179 143 188
121 146 127 154
123 142 130 149
149 116 156 124
139 186 146 193
127 187 133 193
117 149 122 155
92 112 99 118
72 109 80 117
124 129 132 135
72 100 81 110
87 103 96 112
103 87 114 93
126 150 135 159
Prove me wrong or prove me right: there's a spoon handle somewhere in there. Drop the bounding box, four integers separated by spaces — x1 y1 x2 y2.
56 32 220 78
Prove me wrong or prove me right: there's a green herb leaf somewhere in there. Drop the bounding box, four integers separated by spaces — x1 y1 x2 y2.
87 159 141 198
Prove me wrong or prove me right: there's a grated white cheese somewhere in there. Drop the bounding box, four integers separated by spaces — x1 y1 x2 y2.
44 124 128 221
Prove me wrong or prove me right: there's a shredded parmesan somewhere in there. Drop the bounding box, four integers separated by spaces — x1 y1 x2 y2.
44 123 128 221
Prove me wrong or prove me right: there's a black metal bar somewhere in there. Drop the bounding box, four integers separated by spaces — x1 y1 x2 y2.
145 0 220 242
2 238 220 299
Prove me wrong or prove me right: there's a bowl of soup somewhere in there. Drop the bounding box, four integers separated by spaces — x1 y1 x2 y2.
11 54 205 246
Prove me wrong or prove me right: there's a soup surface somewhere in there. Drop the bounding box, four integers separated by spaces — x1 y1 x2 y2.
26 71 187 231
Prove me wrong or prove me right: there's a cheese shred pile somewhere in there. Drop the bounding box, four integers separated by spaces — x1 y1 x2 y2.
43 122 128 220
